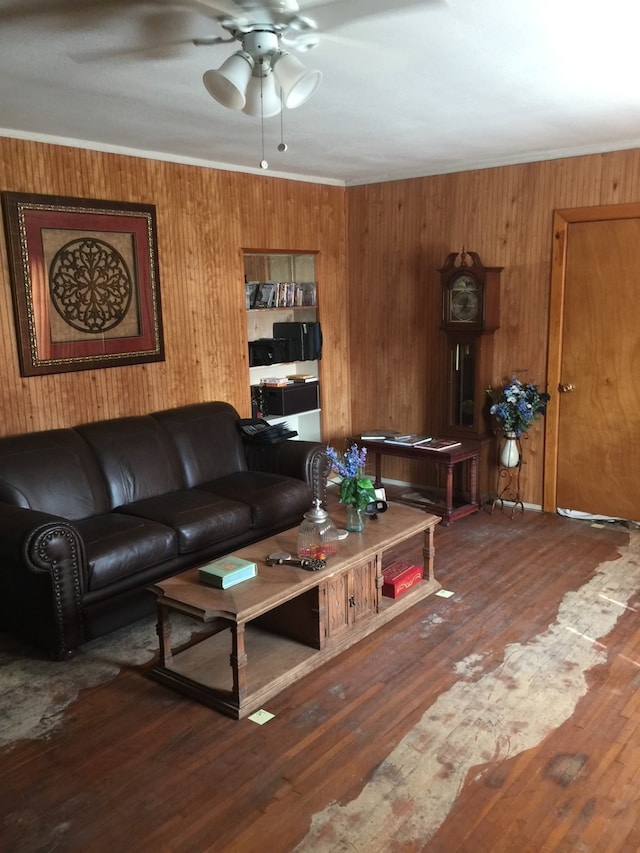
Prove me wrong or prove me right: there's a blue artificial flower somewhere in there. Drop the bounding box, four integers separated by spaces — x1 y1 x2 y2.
326 443 376 509
487 376 550 436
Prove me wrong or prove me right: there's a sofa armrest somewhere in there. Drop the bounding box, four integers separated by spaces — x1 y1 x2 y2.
0 503 87 659
245 441 329 506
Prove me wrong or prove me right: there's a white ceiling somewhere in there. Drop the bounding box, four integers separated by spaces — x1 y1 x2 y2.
2 0 640 187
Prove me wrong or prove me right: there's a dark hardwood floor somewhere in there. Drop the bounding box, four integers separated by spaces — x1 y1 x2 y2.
2 507 639 852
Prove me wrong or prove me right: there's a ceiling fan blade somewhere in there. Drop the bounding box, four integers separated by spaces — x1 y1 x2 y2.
0 0 139 23
188 0 254 22
70 8 206 63
71 37 197 64
299 0 442 31
0 0 250 26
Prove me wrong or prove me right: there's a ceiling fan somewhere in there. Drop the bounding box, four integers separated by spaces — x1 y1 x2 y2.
191 0 434 119
2 1 436 121
196 0 322 119
0 0 437 169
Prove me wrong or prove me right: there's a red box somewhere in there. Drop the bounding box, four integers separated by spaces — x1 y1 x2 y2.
382 561 423 598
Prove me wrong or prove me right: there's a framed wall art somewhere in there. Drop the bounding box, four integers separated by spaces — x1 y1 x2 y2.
1 191 164 376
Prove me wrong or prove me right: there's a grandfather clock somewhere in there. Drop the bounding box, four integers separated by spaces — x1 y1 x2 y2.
439 250 502 441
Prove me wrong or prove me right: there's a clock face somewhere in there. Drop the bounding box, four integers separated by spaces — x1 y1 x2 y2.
448 273 481 322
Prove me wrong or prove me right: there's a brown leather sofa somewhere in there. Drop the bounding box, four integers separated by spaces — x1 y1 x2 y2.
0 401 327 659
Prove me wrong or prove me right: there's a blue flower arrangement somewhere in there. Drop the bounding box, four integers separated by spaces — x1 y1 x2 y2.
326 443 376 509
487 376 550 437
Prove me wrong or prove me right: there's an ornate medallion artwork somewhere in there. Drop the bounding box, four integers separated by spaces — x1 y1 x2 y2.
49 238 133 334
1 192 164 375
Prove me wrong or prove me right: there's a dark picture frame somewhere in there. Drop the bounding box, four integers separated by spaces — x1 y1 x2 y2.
1 191 164 376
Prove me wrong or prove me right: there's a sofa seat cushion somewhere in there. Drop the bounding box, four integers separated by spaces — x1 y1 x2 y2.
203 471 312 529
117 489 252 554
76 514 178 591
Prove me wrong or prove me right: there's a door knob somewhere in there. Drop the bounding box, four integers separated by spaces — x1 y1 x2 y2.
558 383 575 393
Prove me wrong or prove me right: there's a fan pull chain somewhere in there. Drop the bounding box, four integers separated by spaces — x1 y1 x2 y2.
278 94 287 153
259 65 268 170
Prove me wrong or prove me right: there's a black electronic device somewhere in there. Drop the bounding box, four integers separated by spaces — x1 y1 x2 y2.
261 381 319 416
272 321 322 361
248 338 291 366
265 555 326 571
364 499 388 518
237 417 297 443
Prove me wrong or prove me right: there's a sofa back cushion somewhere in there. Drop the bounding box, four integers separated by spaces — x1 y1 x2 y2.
76 415 185 509
0 429 110 520
152 402 248 489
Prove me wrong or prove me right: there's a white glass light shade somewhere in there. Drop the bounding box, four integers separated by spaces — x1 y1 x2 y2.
242 74 282 117
203 52 254 110
272 51 322 109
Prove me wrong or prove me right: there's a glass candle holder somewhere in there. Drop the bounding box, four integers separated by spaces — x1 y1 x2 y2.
297 499 338 560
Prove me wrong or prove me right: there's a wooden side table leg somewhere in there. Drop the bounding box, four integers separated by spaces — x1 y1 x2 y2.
443 462 454 525
230 623 248 706
156 603 173 667
469 454 479 508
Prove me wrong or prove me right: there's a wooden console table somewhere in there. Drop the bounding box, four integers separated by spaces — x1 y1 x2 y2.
149 503 440 719
352 437 480 525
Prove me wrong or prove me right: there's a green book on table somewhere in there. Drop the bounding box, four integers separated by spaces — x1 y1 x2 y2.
198 556 257 589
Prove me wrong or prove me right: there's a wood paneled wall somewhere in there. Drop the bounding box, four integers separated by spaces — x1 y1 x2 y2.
2 137 640 507
347 149 640 505
0 139 348 441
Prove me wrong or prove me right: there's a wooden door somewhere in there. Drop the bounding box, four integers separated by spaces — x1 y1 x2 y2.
545 207 640 518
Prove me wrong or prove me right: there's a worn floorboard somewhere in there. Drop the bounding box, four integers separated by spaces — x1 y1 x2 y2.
1 508 638 852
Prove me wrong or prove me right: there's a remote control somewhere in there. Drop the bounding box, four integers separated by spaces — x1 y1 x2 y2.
265 556 326 571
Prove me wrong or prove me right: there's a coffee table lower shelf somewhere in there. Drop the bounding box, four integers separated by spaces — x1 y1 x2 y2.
150 575 440 719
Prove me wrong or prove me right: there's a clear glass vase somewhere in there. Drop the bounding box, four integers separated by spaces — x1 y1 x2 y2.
345 504 365 532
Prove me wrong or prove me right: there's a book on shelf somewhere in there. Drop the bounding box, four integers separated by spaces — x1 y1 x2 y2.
423 438 462 450
275 281 295 308
248 281 299 309
198 556 257 589
245 281 259 309
286 373 317 383
359 429 400 440
260 378 293 387
296 282 317 306
253 282 276 308
384 434 432 446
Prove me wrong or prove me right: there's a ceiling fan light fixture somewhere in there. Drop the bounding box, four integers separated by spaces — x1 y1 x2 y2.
242 73 282 117
203 51 254 110
272 50 322 109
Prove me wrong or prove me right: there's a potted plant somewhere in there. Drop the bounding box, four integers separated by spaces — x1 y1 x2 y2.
487 376 550 467
326 443 376 531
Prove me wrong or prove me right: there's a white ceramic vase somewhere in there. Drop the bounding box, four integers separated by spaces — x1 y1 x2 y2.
500 431 520 468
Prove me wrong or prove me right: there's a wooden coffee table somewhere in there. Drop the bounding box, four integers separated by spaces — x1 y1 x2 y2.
149 502 440 719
